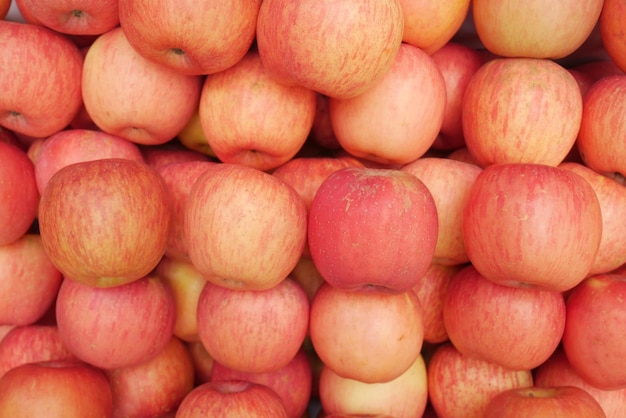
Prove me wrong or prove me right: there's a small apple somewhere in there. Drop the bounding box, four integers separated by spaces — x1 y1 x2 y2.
600 0 626 73
176 109 217 157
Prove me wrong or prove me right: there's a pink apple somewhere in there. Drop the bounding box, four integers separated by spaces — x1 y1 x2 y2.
55 275 176 369
197 278 309 374
0 234 62 326
185 163 307 291
288 256 326 303
256 0 404 99
118 0 261 76
462 58 583 167
600 0 626 73
82 27 202 145
463 163 602 291
38 158 172 288
308 167 438 292
427 343 534 418
0 142 39 246
0 360 113 418
0 20 83 138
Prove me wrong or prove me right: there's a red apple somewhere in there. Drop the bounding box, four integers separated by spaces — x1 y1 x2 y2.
256 0 404 99
427 343 534 418
38 158 172 288
141 141 212 171
0 234 62 326
308 167 438 292
0 20 83 138
55 275 176 370
118 0 261 76
462 163 603 291
0 126 22 149
176 380 289 418
0 360 113 418
187 340 214 386
82 27 203 145
185 163 307 291
198 50 317 171
0 0 10 20
288 256 326 303
0 142 39 246
310 282 424 384
600 0 626 73
484 386 606 418
309 94 341 150
462 58 583 167
197 278 309 374
329 42 446 166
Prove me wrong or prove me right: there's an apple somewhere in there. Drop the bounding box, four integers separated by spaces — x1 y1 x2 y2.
38 158 172 288
572 60 625 84
141 141 212 171
15 0 119 35
0 126 22 149
462 163 603 292
118 0 261 76
0 234 62 326
309 94 341 150
472 0 603 58
401 157 482 266
308 167 438 292
55 275 176 370
600 0 626 73
198 49 317 172
288 256 326 303
462 57 583 167
446 146 479 166
187 340 214 386
0 21 83 138
0 325 76 379
197 278 309 374
184 163 307 291
256 0 404 99
0 0 10 20
427 343 534 418
310 282 424 384
33 128 145 194
0 360 113 418
483 386 606 418
106 336 195 418
318 354 428 418
176 109 217 157
81 27 203 146
210 348 313 418
561 273 626 390
577 75 626 178
0 142 39 246
443 265 566 371
329 42 446 166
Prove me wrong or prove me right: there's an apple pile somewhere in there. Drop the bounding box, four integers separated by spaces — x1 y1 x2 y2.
2 0 626 417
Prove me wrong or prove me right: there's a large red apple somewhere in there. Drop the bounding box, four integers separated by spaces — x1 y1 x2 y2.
198 50 317 171
38 158 172 288
55 275 176 370
256 0 404 99
600 0 626 73
0 21 83 138
308 167 438 292
462 58 583 167
462 163 602 291
184 163 307 291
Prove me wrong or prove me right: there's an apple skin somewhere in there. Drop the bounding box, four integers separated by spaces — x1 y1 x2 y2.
462 163 602 292
310 282 424 384
0 234 62 326
329 42 446 166
105 336 195 418
561 274 626 390
462 57 583 167
0 142 39 246
256 0 404 99
197 278 309 375
210 348 313 418
118 0 261 76
184 163 308 291
0 0 10 20
38 158 172 288
55 275 176 370
427 343 534 418
318 354 428 418
308 167 438 292
483 386 607 418
600 0 626 73
473 0 603 58
443 265 566 371
176 380 289 418
0 360 113 418
82 27 203 146
0 21 83 138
